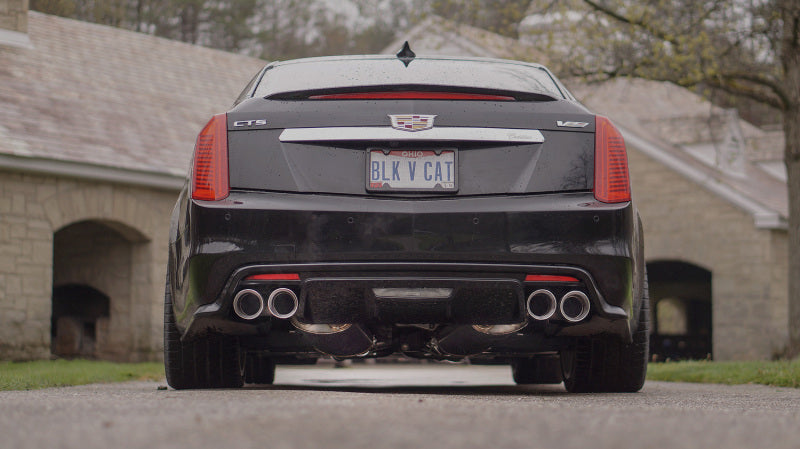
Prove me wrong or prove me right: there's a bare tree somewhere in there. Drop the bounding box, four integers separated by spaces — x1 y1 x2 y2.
429 0 535 37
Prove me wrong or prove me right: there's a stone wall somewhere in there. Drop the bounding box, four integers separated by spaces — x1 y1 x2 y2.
0 148 791 361
628 147 789 360
0 169 177 361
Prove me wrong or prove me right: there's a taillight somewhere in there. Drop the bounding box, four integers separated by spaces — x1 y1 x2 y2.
594 116 631 203
191 113 229 201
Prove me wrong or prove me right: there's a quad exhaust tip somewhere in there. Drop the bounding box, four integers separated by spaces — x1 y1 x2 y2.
233 289 265 320
525 289 591 322
267 288 299 319
233 288 299 320
560 291 591 322
527 289 557 321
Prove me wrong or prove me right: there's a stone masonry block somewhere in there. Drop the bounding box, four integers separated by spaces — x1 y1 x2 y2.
36 183 58 202
11 193 26 214
4 275 22 296
9 222 26 239
22 275 49 297
0 197 11 213
31 241 52 264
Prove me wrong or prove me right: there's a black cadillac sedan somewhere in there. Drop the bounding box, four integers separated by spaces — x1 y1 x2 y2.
164 46 648 392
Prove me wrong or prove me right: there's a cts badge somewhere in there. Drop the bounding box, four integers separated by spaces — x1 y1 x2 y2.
389 114 436 132
233 119 268 127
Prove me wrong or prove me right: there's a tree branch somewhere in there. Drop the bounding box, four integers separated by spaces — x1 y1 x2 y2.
703 77 786 111
717 72 790 109
581 0 679 46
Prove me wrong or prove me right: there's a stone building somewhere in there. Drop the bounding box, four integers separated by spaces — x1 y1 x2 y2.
386 19 790 360
0 4 790 361
0 2 263 361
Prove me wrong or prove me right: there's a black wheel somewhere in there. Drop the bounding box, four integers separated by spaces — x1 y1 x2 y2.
561 275 650 393
163 276 243 389
243 353 276 384
511 355 563 384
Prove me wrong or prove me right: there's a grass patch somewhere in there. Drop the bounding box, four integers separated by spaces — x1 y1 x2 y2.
2 358 799 390
647 359 800 388
0 359 165 391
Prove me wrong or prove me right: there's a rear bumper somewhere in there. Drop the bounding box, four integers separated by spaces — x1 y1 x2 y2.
169 190 642 344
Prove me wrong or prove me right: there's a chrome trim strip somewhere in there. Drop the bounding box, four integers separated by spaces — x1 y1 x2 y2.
279 127 545 143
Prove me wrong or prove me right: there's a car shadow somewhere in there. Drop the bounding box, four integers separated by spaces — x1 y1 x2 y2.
241 383 570 396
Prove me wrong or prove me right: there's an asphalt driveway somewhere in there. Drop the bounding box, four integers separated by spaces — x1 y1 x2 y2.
1 364 798 449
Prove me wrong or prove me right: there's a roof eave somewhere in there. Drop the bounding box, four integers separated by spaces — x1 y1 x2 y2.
621 127 788 231
0 153 185 191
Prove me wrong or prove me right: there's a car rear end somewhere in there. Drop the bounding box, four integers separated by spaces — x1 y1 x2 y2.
165 55 647 391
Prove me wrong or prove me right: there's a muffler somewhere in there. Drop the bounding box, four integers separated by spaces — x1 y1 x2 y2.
434 325 517 356
560 291 590 322
291 318 373 357
472 322 527 336
526 289 557 321
267 288 299 319
232 289 265 320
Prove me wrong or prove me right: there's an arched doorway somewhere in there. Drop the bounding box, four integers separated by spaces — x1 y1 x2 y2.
647 261 713 360
52 220 149 360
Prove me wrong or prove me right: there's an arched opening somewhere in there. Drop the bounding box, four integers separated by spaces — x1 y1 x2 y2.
52 220 149 360
647 260 713 360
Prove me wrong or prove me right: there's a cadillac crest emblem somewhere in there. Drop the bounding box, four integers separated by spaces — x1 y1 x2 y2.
389 114 436 132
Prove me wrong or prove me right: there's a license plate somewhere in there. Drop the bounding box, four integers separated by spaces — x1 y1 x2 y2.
367 149 458 192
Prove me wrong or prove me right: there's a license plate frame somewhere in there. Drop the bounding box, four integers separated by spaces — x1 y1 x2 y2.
366 148 458 193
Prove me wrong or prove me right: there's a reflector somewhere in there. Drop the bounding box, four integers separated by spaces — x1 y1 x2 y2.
594 116 631 203
245 273 301 281
524 275 579 282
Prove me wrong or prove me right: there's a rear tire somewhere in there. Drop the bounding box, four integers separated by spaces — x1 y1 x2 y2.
511 355 563 384
561 274 650 393
163 276 243 389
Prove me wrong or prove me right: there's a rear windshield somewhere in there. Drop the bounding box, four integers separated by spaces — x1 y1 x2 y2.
252 57 566 99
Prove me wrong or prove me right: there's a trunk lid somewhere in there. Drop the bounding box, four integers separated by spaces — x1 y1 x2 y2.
226 98 595 197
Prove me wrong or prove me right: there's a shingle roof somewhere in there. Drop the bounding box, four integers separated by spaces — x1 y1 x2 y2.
0 12 265 180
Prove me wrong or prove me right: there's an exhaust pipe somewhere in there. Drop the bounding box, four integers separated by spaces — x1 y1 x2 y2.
527 289 557 321
233 289 265 320
267 288 299 319
560 291 590 322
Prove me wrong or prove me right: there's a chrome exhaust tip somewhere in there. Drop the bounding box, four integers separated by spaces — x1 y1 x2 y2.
267 288 299 319
560 291 590 322
527 289 557 321
233 289 265 320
